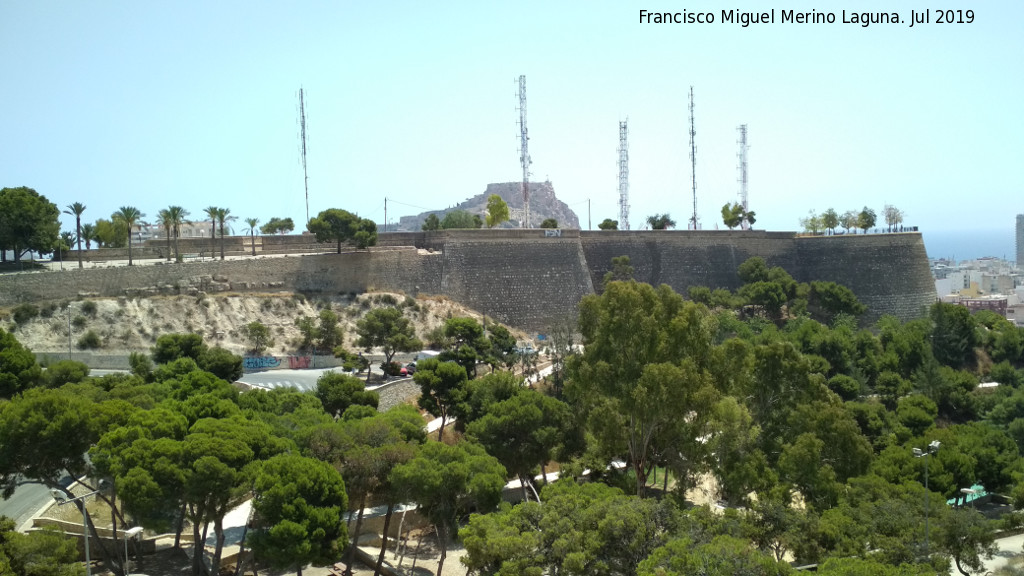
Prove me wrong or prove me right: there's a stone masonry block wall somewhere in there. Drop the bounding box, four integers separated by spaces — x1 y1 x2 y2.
440 233 593 331
793 233 936 322
0 248 442 307
0 231 935 331
580 231 799 293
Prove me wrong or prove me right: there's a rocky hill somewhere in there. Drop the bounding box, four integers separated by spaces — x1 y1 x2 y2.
395 181 580 231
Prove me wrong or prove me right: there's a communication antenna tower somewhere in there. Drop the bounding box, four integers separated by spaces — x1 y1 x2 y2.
737 124 749 229
298 88 310 226
517 75 532 228
688 86 699 230
618 120 630 230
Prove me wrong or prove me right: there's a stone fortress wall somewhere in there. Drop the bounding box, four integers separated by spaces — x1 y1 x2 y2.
0 230 936 332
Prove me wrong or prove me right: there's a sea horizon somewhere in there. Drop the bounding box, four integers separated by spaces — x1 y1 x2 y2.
922 228 1018 263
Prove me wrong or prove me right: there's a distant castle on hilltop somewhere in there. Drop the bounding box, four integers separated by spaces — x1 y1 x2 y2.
394 181 580 231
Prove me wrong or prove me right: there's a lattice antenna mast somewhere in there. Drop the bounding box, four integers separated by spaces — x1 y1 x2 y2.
298 88 310 226
618 120 630 230
517 75 532 228
688 86 699 230
737 124 749 229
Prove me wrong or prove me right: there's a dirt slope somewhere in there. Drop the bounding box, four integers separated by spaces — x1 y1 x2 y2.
2 291 520 356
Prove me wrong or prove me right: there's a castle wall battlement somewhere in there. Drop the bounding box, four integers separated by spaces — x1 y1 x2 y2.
0 231 935 331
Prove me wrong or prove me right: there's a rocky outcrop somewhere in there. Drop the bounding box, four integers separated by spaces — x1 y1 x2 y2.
395 181 580 231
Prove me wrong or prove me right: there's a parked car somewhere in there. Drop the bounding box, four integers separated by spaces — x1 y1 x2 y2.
400 362 417 377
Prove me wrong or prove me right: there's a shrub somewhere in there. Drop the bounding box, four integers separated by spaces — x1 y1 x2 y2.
72 315 87 329
243 321 274 355
152 333 207 363
77 330 102 350
45 360 91 387
80 300 98 317
12 303 39 325
39 303 58 318
380 361 403 376
198 346 243 382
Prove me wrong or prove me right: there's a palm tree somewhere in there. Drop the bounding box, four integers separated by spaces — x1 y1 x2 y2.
245 217 260 256
157 209 173 261
112 206 144 266
203 206 220 257
646 213 676 230
166 205 189 262
63 202 86 268
80 223 96 249
215 207 236 260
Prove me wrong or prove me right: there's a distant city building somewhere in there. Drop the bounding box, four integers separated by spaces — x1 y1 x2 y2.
959 296 1009 315
1017 214 1023 267
933 252 1022 323
139 221 212 241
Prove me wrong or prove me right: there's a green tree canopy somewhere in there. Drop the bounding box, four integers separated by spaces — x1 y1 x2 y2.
0 328 43 398
244 217 259 255
929 302 978 369
314 372 379 417
307 208 378 252
568 280 720 496
214 207 235 260
639 535 793 576
462 480 678 576
440 209 483 229
721 202 744 229
0 187 60 262
355 306 422 367
112 206 144 265
391 440 506 576
152 333 208 364
0 387 100 497
646 213 676 230
64 202 86 269
485 194 510 228
414 358 468 439
421 213 441 231
598 218 619 230
466 388 575 500
858 206 877 232
0 517 85 576
243 321 274 355
259 217 295 235
439 316 491 378
248 453 348 575
540 218 559 229
822 208 840 234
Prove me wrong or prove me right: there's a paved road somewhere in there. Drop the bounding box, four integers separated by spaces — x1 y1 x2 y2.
958 531 1024 574
0 482 51 531
237 367 343 392
0 475 76 532
238 367 401 393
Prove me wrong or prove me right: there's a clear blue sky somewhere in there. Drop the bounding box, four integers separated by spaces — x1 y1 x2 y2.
2 1 1022 239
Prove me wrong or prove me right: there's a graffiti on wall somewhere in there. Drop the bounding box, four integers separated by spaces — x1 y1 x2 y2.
243 355 313 371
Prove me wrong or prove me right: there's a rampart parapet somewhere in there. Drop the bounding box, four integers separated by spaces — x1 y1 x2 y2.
0 231 935 331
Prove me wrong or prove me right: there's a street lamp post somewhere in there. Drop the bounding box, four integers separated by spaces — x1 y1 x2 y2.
50 481 108 576
122 525 143 574
913 440 941 556
67 303 73 359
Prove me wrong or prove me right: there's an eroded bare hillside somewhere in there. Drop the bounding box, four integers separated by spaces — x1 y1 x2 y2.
1 292 518 356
